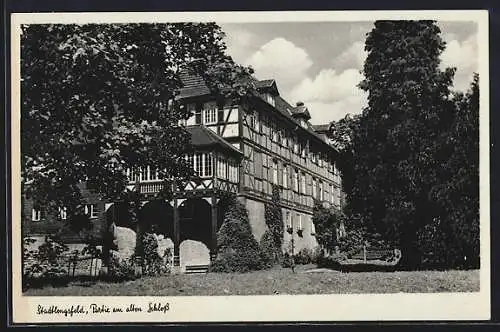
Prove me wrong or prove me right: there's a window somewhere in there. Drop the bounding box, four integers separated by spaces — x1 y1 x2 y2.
319 181 324 201
254 111 260 132
312 178 317 198
218 158 228 180
300 143 307 158
204 153 213 177
286 211 292 228
265 93 275 106
140 167 148 181
272 159 278 184
32 208 41 222
59 207 67 220
293 140 299 154
282 165 288 188
204 108 217 125
218 108 225 123
194 107 202 124
331 184 335 204
272 123 279 142
311 221 316 235
294 168 299 192
297 213 302 230
195 153 203 176
301 172 306 194
84 204 98 219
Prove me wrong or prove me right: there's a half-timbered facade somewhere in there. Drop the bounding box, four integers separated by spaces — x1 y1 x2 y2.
22 70 343 272
177 73 343 254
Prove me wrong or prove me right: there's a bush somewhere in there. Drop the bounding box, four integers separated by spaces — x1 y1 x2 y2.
210 198 264 272
316 253 345 269
281 252 294 268
132 232 169 276
23 236 69 280
263 185 284 265
260 230 279 268
293 247 321 265
107 255 137 281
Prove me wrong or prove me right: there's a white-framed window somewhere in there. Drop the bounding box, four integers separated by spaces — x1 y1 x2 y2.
32 208 41 222
331 184 335 204
312 178 317 198
265 93 275 106
59 206 67 220
204 108 217 125
297 213 302 230
84 204 98 219
301 172 306 194
293 141 299 154
206 153 213 177
294 168 299 192
319 181 324 201
219 158 228 180
272 124 279 142
272 159 278 184
286 211 292 228
195 153 203 176
283 165 288 188
311 221 316 235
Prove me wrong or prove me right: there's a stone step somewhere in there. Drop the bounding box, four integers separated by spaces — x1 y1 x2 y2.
184 264 209 274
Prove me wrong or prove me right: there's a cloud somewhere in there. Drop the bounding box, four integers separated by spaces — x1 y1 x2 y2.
245 37 313 89
307 94 367 124
289 67 367 124
440 33 478 91
290 68 364 103
335 41 367 70
221 26 258 64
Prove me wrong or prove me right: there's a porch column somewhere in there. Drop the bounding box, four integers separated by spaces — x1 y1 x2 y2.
210 195 218 263
173 198 180 269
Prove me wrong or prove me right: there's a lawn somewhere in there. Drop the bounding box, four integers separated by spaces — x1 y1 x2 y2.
23 265 480 296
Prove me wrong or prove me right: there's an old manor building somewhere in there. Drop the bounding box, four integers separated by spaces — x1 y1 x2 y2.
22 70 343 272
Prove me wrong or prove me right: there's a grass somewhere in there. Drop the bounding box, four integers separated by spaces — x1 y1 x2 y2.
23 265 480 296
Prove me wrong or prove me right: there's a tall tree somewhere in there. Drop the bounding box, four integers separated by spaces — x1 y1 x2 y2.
21 23 254 227
423 74 480 268
349 20 457 268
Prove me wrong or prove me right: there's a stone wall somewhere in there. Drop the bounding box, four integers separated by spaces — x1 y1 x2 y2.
244 197 267 242
244 196 319 254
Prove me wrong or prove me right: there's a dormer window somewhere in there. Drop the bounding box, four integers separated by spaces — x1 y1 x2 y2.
265 93 275 107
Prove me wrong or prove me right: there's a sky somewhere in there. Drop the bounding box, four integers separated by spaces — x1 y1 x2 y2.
220 21 478 125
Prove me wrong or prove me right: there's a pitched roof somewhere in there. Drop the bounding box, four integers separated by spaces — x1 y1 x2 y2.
186 125 242 156
177 71 338 154
177 70 211 99
255 79 275 89
312 124 331 133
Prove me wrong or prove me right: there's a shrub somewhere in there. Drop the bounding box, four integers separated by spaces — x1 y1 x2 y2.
263 185 284 265
132 232 169 276
107 255 137 281
312 200 343 253
210 198 264 272
281 252 294 268
259 230 279 268
293 247 321 265
23 236 69 280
